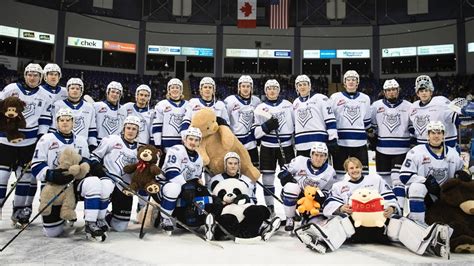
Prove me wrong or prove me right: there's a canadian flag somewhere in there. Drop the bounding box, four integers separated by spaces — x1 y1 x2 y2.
237 0 257 28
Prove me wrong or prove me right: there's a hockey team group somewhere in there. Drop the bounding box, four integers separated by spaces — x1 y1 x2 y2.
0 62 469 258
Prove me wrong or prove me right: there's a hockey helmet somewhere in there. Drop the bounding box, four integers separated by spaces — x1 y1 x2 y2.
123 115 141 131
66 78 84 96
199 77 215 89
427 121 445 133
343 70 359 84
310 142 329 155
43 63 61 79
55 108 74 121
167 78 183 93
224 152 241 171
415 75 434 92
181 127 202 142
264 79 280 93
135 84 152 98
295 74 311 88
383 79 400 90
106 81 123 96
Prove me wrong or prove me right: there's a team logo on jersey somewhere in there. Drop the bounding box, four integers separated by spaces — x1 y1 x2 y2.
98 107 107 113
422 156 431 164
382 113 401 133
192 105 202 111
49 142 59 150
377 107 385 113
232 104 240 111
73 116 85 134
428 167 448 182
116 152 137 176
169 114 185 132
181 158 188 164
297 170 307 176
113 143 123 149
296 107 313 127
414 115 430 135
23 102 36 119
301 178 320 188
238 110 254 130
164 106 172 112
341 185 349 193
102 115 120 135
183 165 197 180
337 99 346 106
343 105 360 125
274 112 287 131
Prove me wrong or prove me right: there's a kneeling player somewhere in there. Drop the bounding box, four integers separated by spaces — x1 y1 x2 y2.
295 157 452 258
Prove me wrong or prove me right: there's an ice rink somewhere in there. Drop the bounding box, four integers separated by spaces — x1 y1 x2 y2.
1 160 473 265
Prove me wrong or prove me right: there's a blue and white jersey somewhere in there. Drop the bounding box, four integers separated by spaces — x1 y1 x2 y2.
409 97 458 147
93 100 121 143
293 94 337 151
286 156 341 195
399 144 463 186
118 103 155 145
152 99 188 152
51 99 97 147
252 98 294 148
371 99 412 155
31 132 89 182
158 144 203 186
0 83 53 147
323 174 399 217
224 95 260 150
181 98 230 130
90 134 138 183
40 84 68 102
208 173 256 203
329 91 371 147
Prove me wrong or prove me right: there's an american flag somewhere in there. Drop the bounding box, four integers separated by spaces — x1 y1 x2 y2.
270 0 289 29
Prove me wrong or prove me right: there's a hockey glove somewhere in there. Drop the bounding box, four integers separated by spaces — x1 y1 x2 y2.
89 162 106 177
261 117 279 134
216 116 229 127
88 145 97 153
367 134 378 151
181 180 197 203
424 175 441 197
454 170 471 182
327 138 339 157
45 169 74 185
278 170 295 187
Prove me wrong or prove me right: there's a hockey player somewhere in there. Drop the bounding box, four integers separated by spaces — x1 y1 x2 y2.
94 81 123 143
50 78 98 151
88 115 142 232
40 63 68 102
253 79 295 213
409 75 459 148
118 84 154 146
224 75 261 167
152 78 188 155
399 121 465 223
295 157 452 258
0 63 54 227
181 77 230 131
292 74 337 157
370 79 412 209
329 70 371 178
32 108 106 239
278 142 341 232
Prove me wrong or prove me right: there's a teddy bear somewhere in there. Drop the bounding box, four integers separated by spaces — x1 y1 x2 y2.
350 188 386 228
123 144 161 195
0 96 27 143
39 147 90 221
426 177 474 253
190 108 260 182
297 186 321 217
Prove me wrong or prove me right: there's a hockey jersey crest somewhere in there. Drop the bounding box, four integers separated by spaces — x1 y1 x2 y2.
224 95 260 149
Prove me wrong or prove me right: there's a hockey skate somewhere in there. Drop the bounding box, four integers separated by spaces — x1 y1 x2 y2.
11 207 32 229
260 217 281 241
204 213 216 240
284 217 295 233
85 221 106 242
427 224 450 259
96 219 110 233
161 217 175 235
295 223 328 254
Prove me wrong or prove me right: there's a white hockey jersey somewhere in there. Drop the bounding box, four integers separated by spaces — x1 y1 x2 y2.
399 144 464 186
208 173 256 203
286 156 341 194
329 92 371 147
224 95 260 150
51 99 98 146
0 83 53 147
93 100 121 143
409 97 458 147
152 99 188 152
293 94 337 151
323 174 399 217
181 98 230 130
90 134 138 183
253 99 295 148
40 84 68 102
31 132 89 182
118 103 154 145
158 144 203 186
371 99 412 155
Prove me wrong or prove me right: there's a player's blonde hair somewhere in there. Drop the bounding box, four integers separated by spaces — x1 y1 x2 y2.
343 157 363 172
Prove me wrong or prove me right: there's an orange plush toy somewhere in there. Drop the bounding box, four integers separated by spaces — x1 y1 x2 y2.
297 186 321 216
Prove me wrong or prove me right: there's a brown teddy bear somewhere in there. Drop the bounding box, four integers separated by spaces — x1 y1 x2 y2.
0 96 27 143
39 148 90 221
190 108 260 182
426 178 474 253
123 144 161 195
297 186 321 216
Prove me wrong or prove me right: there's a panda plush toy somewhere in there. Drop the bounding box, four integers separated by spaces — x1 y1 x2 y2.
211 178 281 240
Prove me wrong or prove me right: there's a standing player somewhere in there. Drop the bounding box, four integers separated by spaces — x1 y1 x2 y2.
399 121 465 223
370 79 412 208
0 63 54 227
253 79 295 212
329 70 371 178
292 74 337 157
40 63 68 102
94 81 123 143
50 78 98 151
224 75 261 167
279 142 340 232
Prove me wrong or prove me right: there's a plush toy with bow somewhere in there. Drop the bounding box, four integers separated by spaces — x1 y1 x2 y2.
123 144 161 195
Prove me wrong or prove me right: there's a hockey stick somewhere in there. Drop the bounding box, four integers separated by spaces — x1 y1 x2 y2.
0 182 72 252
0 162 32 219
138 196 151 239
255 180 283 204
254 106 287 165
